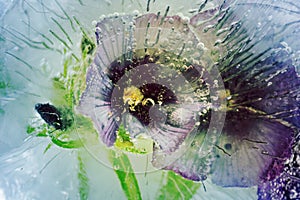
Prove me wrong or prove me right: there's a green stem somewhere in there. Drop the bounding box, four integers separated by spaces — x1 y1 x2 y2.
78 152 89 200
109 150 142 200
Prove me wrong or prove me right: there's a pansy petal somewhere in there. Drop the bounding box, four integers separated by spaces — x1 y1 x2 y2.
151 104 225 182
77 64 119 146
223 48 300 128
153 127 214 182
148 105 196 153
78 15 140 146
211 109 294 187
94 15 135 71
134 13 205 62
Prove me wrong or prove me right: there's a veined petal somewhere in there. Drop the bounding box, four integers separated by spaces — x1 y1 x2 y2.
223 48 300 127
148 105 196 153
94 15 135 73
211 109 294 187
77 64 119 146
134 13 206 63
155 126 215 182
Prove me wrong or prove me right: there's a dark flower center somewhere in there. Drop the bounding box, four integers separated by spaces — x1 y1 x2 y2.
108 48 209 126
123 83 177 125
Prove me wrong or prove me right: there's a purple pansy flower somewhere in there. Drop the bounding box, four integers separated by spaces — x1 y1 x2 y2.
77 0 300 194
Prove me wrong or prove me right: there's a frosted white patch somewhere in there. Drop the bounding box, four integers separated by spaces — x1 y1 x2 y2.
0 188 6 200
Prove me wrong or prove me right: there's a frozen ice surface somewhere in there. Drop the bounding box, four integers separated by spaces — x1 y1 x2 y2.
0 0 299 199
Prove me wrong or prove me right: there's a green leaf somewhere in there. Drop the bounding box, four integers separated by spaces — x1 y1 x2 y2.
81 35 95 56
78 153 89 200
26 125 35 134
58 106 74 130
155 171 201 200
115 125 153 154
117 125 131 142
36 128 48 137
0 81 7 89
49 134 83 149
109 150 142 200
43 143 52 154
53 77 66 91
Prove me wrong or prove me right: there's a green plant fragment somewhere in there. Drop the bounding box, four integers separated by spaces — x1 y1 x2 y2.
156 171 201 200
26 125 36 134
43 143 52 154
78 153 89 200
109 150 142 200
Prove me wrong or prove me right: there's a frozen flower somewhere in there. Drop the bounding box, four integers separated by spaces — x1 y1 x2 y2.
77 0 300 191
1 0 299 199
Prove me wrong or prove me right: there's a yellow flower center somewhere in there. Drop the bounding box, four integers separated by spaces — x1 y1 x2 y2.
123 86 144 111
123 86 157 111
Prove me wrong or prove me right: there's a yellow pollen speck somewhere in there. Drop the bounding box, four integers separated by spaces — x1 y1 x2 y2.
142 98 155 106
123 86 144 111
